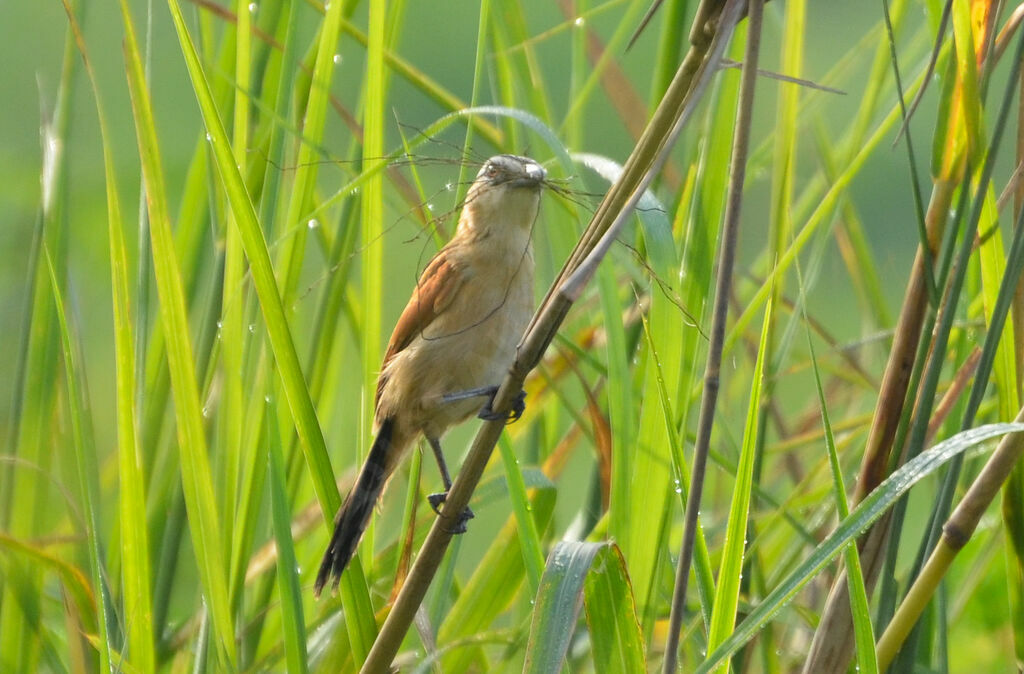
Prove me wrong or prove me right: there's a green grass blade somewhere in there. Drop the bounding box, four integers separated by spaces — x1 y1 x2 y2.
162 1 379 658
497 435 545 594
62 6 155 666
706 296 773 662
800 267 877 674
120 2 236 664
439 488 556 671
357 0 387 591
219 0 254 579
267 401 310 674
696 423 1024 673
583 544 646 674
45 250 115 672
524 541 603 673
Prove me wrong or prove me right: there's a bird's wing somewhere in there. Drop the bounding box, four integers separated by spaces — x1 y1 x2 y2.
375 249 466 409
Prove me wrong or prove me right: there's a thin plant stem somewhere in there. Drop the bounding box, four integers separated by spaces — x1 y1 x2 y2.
662 1 762 671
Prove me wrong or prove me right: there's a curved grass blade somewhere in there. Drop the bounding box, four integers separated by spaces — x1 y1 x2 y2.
163 0 380 658
583 544 645 674
267 403 309 674
706 296 773 661
61 3 155 666
45 251 115 672
121 1 235 663
524 541 602 673
525 541 644 673
439 488 556 672
696 423 1024 673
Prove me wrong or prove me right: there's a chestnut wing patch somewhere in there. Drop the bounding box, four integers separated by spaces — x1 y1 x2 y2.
374 252 465 409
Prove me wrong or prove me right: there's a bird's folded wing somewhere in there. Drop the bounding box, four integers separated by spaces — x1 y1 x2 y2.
375 250 466 409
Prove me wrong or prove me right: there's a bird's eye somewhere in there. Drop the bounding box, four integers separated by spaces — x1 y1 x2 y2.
485 164 499 179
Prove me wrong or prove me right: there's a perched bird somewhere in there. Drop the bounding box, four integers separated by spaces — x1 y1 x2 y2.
315 154 547 596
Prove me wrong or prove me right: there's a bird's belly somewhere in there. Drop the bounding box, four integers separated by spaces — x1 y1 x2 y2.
379 270 532 438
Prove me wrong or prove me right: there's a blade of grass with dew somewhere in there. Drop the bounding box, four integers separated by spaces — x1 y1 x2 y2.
572 150 683 631
801 273 877 674
45 250 115 672
599 262 636 558
637 303 716 630
523 541 603 673
439 488 556 672
497 433 545 594
357 0 388 590
696 422 1024 673
584 543 646 674
559 0 648 136
276 0 345 303
266 398 310 674
705 296 773 665
121 2 236 663
159 5 380 656
219 0 253 572
66 6 155 664
0 27 75 672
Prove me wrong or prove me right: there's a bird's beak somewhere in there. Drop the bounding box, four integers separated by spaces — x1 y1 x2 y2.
509 163 546 188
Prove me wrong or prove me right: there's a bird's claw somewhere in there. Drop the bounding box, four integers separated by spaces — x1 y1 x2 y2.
478 389 527 424
427 492 475 534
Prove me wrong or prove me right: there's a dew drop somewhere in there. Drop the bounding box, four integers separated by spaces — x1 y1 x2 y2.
248 324 256 333
574 17 584 26
248 2 257 12
205 132 212 141
202 406 210 418
308 218 319 229
333 54 342 64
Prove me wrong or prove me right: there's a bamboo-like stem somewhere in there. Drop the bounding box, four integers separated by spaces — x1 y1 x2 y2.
875 407 1024 668
662 1 763 671
359 2 745 670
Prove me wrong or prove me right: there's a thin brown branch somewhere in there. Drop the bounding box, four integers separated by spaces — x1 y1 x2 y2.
663 0 762 670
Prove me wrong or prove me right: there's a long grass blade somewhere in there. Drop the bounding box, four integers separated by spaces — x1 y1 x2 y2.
121 2 236 663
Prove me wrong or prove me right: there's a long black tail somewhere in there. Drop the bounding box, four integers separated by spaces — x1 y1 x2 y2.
314 418 394 597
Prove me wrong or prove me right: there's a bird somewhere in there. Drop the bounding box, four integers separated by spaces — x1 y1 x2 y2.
315 154 547 596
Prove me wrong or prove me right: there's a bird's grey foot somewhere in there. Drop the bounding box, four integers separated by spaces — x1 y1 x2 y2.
427 492 475 534
478 388 526 424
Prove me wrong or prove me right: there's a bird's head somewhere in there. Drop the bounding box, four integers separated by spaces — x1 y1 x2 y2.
459 155 546 236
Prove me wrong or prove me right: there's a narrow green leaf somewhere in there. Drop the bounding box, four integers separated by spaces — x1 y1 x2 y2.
439 488 556 672
497 435 545 594
706 297 773 660
45 250 115 672
697 423 1024 673
63 5 155 665
583 544 646 674
158 6 382 655
121 2 236 663
801 265 877 674
267 402 310 674
524 541 602 673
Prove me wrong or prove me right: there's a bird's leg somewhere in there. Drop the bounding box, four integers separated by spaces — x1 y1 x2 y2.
425 437 474 534
441 385 527 423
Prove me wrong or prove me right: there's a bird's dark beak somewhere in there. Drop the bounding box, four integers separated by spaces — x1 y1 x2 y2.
509 163 546 188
